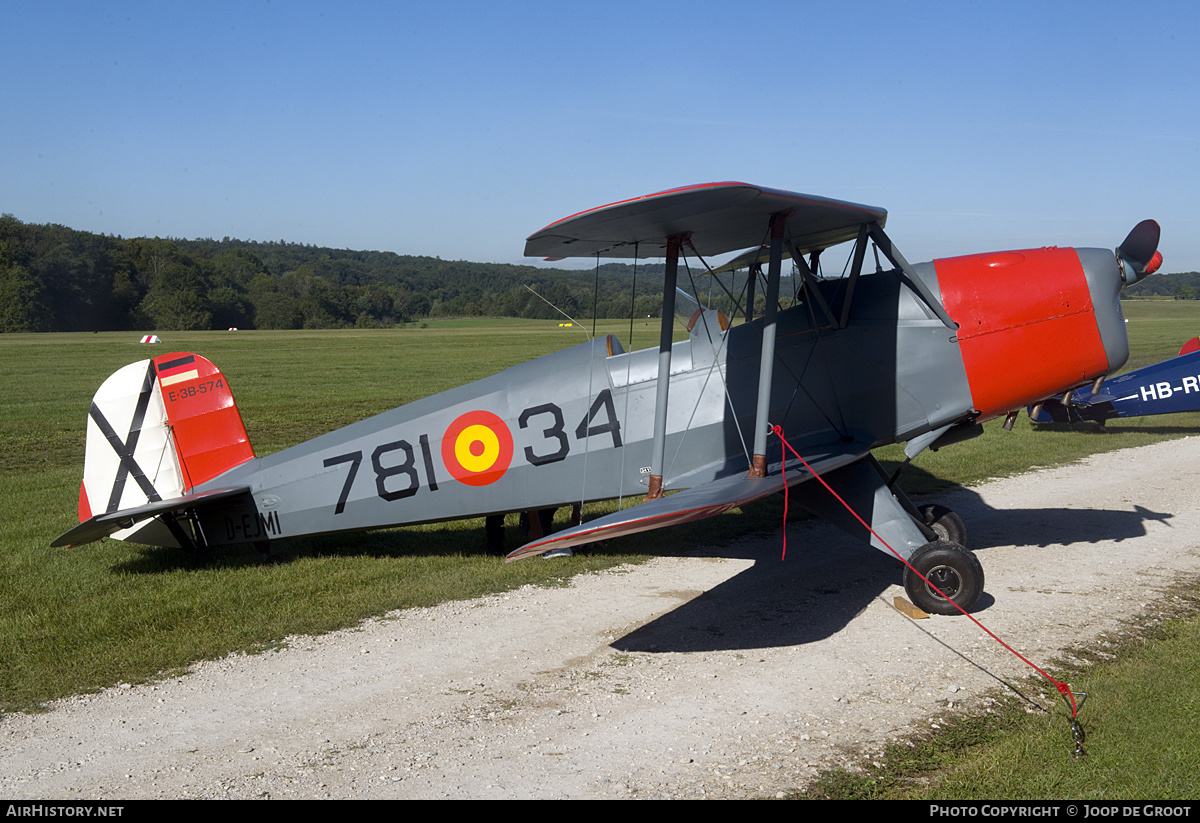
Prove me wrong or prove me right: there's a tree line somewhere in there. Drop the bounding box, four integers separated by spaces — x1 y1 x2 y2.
16 211 1186 333
1 214 744 333
1123 271 1200 299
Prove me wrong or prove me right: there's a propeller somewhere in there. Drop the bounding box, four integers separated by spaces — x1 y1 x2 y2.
1116 219 1163 283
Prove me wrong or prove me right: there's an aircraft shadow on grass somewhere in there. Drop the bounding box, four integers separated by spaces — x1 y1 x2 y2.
611 481 1173 655
111 456 1173 656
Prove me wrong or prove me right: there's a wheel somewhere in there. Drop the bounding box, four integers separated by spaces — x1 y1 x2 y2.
919 504 967 547
902 540 985 615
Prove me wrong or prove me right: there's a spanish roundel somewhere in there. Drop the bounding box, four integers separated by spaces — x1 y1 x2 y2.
441 410 514 487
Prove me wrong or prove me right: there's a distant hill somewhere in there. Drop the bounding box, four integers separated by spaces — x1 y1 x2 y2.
5 212 1188 333
0 214 699 332
1123 271 1200 299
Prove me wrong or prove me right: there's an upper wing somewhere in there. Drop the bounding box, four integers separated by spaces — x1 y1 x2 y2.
524 182 886 260
709 243 795 275
505 439 871 561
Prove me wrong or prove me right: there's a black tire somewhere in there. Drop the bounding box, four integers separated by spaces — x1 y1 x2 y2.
902 540 985 615
919 504 967 547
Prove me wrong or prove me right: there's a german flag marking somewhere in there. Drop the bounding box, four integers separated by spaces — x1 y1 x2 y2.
442 410 513 487
159 369 200 386
156 354 200 386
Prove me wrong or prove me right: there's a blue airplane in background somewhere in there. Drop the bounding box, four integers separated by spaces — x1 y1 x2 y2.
1030 338 1200 425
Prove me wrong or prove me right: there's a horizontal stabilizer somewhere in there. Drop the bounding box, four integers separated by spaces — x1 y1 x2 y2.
51 485 252 548
506 444 869 561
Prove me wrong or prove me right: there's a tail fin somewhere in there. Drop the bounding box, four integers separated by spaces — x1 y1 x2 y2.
77 352 255 543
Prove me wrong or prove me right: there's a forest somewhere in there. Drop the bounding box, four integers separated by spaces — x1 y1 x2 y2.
0 212 1193 333
0 214 689 333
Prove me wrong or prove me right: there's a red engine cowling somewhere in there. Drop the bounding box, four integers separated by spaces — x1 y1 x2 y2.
936 247 1112 421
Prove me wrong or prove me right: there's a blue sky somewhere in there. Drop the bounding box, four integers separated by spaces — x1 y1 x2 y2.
3 1 1198 272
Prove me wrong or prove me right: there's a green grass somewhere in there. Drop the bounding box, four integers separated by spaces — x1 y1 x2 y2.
923 611 1200 799
793 300 1200 800
4 304 1200 719
797 590 1200 799
0 319 736 712
1119 299 1200 367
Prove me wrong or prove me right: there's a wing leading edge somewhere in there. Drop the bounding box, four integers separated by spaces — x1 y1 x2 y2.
524 182 887 260
505 441 872 561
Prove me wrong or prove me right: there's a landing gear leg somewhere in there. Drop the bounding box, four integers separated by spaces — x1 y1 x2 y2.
918 504 967 547
484 514 506 557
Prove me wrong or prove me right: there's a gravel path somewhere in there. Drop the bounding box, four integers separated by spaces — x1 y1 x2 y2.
4 438 1200 799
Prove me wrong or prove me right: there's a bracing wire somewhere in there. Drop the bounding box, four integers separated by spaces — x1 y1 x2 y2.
522 284 590 341
591 254 600 341
660 248 750 476
616 243 639 509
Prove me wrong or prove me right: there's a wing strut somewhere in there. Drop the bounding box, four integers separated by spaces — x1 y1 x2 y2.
748 210 790 477
744 262 758 324
645 233 687 500
866 223 958 331
838 224 871 328
789 241 838 328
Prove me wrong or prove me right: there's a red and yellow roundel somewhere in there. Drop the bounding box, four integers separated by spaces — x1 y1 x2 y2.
441 410 514 486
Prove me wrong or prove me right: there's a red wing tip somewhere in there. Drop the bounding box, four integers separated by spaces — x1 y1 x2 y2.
504 546 545 562
528 181 753 239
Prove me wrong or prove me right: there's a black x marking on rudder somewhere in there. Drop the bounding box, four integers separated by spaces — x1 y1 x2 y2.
90 360 163 513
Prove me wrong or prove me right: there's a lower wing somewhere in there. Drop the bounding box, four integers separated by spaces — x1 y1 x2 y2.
505 440 870 561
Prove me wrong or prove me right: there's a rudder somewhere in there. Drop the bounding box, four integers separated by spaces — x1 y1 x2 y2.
78 352 255 544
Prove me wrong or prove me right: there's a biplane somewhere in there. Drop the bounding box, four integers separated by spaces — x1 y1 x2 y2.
53 182 1163 615
1030 337 1200 425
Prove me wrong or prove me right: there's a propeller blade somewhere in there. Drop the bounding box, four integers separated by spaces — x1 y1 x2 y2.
1118 219 1161 269
1116 219 1162 284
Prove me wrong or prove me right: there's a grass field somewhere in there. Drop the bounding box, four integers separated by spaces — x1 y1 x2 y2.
4 303 1200 798
0 317 755 713
797 590 1200 800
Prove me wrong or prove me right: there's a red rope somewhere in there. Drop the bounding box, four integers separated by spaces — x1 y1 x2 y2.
773 424 1078 717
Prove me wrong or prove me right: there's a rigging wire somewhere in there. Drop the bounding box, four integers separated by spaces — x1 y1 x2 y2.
660 252 749 475
708 269 745 317
522 284 590 340
575 253 604 523
591 253 600 341
773 424 1087 751
616 243 639 509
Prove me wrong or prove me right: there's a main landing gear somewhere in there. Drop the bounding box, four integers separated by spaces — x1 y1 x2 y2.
903 506 983 615
918 504 966 546
790 457 984 615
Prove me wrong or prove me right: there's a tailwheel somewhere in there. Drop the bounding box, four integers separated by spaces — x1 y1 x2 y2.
254 540 282 566
902 540 984 615
919 504 967 547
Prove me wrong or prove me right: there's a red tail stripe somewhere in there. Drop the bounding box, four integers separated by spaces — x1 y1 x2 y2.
151 353 255 490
